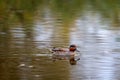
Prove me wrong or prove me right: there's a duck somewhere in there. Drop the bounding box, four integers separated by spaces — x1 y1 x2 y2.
51 45 80 65
52 44 78 52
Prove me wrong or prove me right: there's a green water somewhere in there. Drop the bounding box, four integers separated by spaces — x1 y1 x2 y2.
0 0 120 80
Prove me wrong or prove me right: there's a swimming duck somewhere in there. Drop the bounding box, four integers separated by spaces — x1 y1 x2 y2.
52 44 78 52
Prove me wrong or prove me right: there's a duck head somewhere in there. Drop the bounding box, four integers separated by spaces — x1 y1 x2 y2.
69 44 77 52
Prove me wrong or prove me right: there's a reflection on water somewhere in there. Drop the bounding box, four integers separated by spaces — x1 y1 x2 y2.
0 56 70 80
1 0 120 80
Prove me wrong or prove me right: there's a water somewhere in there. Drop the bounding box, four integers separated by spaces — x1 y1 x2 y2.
1 0 120 80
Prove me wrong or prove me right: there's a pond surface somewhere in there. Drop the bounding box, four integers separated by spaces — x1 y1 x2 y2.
1 0 120 80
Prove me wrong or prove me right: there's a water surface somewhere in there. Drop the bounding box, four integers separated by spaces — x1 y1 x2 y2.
0 0 120 80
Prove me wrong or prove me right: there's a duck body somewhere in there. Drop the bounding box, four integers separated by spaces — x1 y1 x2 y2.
51 45 80 65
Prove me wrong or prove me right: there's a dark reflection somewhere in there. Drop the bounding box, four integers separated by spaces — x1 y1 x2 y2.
89 0 120 27
0 56 70 80
1 0 120 80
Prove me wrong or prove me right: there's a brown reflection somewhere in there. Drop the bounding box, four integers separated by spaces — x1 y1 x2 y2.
0 26 12 55
0 56 70 80
51 23 71 47
1 0 120 80
112 9 120 27
0 57 19 80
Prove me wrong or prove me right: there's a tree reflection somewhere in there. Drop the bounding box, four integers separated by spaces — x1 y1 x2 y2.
0 0 120 54
1 0 120 80
0 0 42 55
89 0 120 27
